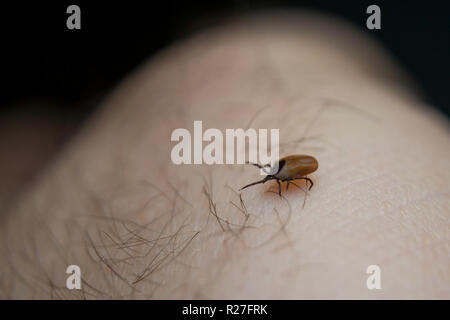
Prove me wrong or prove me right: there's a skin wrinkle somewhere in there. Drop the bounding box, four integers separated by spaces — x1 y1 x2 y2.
1 12 450 299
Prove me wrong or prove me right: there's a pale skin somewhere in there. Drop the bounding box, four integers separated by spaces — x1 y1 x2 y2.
0 12 449 299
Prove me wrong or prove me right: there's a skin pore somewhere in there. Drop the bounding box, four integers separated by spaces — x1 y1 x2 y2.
0 12 449 299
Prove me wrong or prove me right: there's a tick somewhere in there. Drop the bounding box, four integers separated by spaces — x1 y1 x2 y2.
240 155 319 196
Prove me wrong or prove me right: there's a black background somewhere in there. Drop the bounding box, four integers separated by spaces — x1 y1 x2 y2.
2 0 450 120
0 300 443 317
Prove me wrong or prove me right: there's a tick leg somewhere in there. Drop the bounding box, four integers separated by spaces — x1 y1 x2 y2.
293 177 314 190
245 161 272 174
239 176 272 191
286 180 290 191
276 179 282 197
239 176 273 191
305 177 314 190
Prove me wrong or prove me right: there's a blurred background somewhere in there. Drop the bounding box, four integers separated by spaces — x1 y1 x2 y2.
0 0 449 210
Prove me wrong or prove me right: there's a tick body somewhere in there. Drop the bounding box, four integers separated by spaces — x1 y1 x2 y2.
240 155 319 196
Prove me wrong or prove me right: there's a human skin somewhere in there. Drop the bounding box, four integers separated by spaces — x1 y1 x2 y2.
0 12 449 299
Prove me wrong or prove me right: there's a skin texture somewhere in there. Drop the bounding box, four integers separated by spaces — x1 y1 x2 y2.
0 11 449 299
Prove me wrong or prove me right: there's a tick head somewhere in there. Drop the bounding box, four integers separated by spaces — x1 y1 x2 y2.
276 159 286 174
